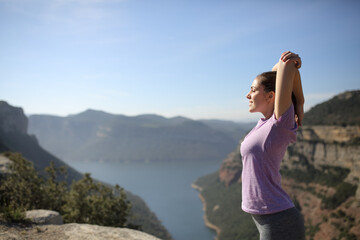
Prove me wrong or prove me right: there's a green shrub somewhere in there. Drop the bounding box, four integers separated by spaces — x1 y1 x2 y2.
281 165 350 187
1 201 26 222
0 152 131 228
41 161 68 212
62 173 130 227
0 152 43 221
322 182 357 209
306 220 321 240
281 162 357 209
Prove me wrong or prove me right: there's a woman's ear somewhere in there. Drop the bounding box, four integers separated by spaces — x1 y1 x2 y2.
267 91 275 102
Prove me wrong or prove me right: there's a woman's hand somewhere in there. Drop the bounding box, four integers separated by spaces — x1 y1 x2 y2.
280 51 302 69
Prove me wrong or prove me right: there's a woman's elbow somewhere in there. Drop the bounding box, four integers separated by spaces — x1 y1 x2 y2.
296 96 305 105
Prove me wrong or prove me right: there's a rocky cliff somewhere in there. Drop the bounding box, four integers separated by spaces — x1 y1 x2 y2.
0 101 28 134
200 90 360 240
0 101 82 181
283 125 360 197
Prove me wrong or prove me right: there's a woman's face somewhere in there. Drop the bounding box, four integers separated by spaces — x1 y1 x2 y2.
246 78 273 114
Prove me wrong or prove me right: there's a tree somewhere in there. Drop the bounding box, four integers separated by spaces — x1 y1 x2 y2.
0 152 43 221
62 173 131 227
41 161 68 212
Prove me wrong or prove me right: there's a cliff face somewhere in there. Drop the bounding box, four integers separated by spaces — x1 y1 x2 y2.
283 125 360 197
218 146 242 187
0 101 28 134
0 101 82 181
299 125 360 143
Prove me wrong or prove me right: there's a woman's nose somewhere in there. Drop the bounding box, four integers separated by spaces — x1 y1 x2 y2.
246 92 251 99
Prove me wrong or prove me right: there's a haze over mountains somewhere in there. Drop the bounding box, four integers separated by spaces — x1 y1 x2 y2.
28 110 253 164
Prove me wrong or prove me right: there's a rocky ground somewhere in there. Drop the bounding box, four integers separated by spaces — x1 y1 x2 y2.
0 223 161 240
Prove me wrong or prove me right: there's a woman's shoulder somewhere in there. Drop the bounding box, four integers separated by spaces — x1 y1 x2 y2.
271 104 297 129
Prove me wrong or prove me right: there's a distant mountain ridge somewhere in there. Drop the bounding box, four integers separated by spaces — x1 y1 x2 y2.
28 109 251 164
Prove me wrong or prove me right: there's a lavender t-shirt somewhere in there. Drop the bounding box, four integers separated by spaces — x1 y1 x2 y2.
240 104 297 215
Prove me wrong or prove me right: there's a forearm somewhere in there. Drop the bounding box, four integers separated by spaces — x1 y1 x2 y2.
274 60 297 118
274 60 304 105
292 69 304 105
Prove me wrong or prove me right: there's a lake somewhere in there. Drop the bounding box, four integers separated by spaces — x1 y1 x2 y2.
69 161 220 240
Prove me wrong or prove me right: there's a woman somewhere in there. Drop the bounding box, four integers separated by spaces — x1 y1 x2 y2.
240 51 305 240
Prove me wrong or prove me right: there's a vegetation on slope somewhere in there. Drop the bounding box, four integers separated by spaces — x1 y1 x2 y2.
194 172 258 240
303 90 360 126
282 147 357 210
196 164 358 240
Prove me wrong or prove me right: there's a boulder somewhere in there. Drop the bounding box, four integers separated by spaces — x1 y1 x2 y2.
26 209 63 225
0 155 12 176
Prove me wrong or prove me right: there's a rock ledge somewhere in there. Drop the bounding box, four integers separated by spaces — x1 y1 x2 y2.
0 223 161 240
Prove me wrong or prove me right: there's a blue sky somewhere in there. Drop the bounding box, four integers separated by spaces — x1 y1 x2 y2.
1 0 359 121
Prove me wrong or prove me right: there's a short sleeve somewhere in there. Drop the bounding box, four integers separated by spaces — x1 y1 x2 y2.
271 104 298 130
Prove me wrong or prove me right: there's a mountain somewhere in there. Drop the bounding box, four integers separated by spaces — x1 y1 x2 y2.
28 110 251 164
193 90 360 240
303 90 360 126
199 119 256 142
0 101 172 240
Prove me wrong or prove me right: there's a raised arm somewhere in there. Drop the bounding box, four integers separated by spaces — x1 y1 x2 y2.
293 68 305 126
273 51 303 120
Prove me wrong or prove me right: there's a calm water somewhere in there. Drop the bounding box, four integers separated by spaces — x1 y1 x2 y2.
70 161 220 240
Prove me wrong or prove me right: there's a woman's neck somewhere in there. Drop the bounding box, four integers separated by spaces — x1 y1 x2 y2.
262 105 274 120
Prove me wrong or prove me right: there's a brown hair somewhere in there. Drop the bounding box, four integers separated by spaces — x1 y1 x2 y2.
257 71 297 106
256 71 276 93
